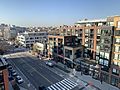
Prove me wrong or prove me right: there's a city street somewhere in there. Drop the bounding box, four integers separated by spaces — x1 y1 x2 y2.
6 51 102 90
8 52 64 89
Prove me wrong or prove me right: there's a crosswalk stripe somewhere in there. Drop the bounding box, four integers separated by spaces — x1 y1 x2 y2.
47 78 78 90
60 80 72 89
67 78 78 85
48 87 53 90
53 84 61 90
57 82 68 90
65 79 77 87
50 85 57 90
55 83 66 90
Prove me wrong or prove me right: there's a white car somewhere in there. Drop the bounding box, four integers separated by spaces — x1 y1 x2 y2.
16 76 21 80
12 70 16 73
17 78 24 84
12 72 17 76
46 61 54 67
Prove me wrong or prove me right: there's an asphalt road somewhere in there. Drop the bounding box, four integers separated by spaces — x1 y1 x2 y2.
9 53 63 89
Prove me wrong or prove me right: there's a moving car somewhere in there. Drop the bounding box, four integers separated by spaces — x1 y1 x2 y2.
46 61 54 67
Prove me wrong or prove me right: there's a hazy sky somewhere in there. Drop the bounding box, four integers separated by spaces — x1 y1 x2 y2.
0 0 120 27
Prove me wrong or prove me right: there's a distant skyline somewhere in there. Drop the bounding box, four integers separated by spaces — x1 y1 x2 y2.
0 0 120 27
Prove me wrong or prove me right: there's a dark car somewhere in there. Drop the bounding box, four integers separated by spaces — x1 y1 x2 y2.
75 65 81 71
39 86 48 90
9 76 14 81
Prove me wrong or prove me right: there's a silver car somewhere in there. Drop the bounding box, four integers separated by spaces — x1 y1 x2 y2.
46 61 54 67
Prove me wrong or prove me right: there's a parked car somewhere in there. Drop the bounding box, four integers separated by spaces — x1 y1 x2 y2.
16 78 24 84
12 70 16 73
39 86 48 90
8 76 14 81
46 61 54 67
16 76 21 80
12 72 17 76
8 66 13 70
75 65 81 71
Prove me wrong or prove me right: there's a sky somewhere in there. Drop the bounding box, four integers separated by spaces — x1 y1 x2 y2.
0 0 120 27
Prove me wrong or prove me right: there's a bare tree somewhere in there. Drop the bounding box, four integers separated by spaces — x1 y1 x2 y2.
0 40 11 55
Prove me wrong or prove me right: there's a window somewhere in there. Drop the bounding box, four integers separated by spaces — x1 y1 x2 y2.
105 53 109 59
97 29 101 34
100 52 104 57
111 76 119 86
114 54 120 60
113 61 120 66
65 49 72 58
104 60 108 66
85 29 89 33
115 30 120 36
96 56 99 60
101 39 104 43
99 59 104 64
117 21 120 28
115 46 120 52
112 68 119 75
115 38 120 44
114 54 118 60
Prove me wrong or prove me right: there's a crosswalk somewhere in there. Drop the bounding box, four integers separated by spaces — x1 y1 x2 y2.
47 78 78 90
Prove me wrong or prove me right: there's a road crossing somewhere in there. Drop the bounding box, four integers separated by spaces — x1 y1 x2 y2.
47 78 78 90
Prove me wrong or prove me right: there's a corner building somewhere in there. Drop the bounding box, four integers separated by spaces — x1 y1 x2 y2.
48 16 120 88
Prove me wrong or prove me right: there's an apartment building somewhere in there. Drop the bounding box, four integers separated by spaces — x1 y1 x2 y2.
17 31 48 48
57 16 120 88
48 35 84 68
0 58 9 90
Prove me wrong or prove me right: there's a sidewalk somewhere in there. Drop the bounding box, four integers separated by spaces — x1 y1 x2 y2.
75 72 119 90
29 55 119 90
52 61 119 90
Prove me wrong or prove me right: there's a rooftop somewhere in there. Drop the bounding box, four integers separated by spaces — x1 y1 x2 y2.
76 18 107 24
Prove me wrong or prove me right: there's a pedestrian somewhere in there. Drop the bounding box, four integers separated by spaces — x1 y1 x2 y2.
100 79 102 84
81 71 83 75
